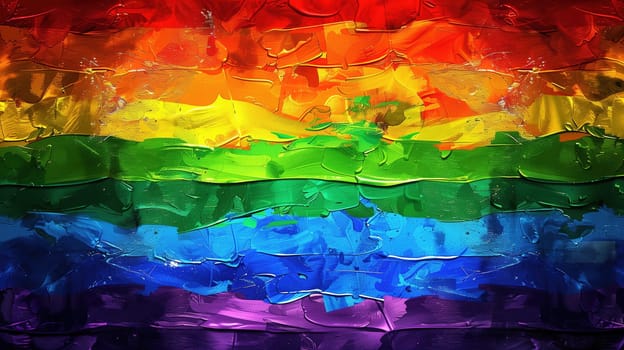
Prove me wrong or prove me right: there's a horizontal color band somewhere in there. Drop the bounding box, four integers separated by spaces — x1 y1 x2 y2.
1 178 623 232
1 131 622 186
1 208 621 309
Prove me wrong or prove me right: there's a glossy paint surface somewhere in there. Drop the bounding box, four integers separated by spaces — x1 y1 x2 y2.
2 0 624 349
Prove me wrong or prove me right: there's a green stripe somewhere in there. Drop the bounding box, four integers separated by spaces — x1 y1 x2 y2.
1 178 621 232
1 132 623 186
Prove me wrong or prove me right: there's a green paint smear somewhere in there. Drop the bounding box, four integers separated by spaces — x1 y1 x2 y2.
349 95 372 113
271 132 296 140
1 178 622 232
265 219 299 228
1 131 623 186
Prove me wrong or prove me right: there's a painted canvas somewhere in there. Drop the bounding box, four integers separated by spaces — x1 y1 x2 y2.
1 0 624 349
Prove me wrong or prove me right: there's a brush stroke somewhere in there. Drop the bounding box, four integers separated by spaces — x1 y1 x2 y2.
1 131 623 186
0 208 622 310
2 285 624 349
0 178 623 233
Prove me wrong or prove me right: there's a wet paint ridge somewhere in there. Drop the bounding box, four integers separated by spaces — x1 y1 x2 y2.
1 208 622 310
1 177 623 233
2 285 624 350
1 131 624 186
2 0 621 32
2 285 623 334
7 93 624 147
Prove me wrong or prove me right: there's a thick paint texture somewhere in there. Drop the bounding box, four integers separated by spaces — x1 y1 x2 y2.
2 287 624 349
0 178 623 232
0 208 622 308
2 0 624 349
1 131 624 186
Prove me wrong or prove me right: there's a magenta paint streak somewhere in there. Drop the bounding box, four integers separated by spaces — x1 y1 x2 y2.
1 285 624 349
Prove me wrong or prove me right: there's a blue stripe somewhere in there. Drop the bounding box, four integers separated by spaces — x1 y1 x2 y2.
0 208 622 311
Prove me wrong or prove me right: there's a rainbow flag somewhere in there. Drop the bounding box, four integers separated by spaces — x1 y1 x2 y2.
1 0 624 348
